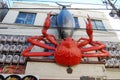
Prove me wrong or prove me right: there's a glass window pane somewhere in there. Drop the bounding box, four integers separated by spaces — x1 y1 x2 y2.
50 15 57 27
25 21 32 24
74 17 80 28
25 18 33 24
15 19 25 24
27 13 36 19
17 12 26 18
95 20 106 30
91 20 97 30
92 19 106 31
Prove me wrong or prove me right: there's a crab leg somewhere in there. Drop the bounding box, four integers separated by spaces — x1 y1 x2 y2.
27 36 55 50
81 41 109 57
22 35 55 57
77 38 90 47
81 41 105 52
42 12 58 46
22 45 54 57
82 49 108 57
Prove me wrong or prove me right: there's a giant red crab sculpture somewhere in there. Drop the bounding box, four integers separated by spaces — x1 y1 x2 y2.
22 12 109 67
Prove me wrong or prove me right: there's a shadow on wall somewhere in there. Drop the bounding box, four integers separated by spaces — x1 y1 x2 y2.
0 2 9 22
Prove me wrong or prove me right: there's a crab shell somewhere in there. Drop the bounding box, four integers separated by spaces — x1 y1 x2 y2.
54 37 82 66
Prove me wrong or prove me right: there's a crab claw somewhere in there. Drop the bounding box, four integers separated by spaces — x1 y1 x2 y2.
85 15 93 42
42 11 52 36
42 12 58 46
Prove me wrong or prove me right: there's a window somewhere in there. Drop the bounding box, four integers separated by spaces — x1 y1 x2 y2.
91 19 106 31
50 15 57 27
15 12 36 25
50 15 80 28
74 17 80 28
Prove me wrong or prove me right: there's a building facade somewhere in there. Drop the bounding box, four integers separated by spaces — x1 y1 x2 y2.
0 2 120 79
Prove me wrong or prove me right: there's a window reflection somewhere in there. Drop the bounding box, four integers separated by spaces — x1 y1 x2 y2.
50 15 80 28
92 19 106 31
15 12 36 25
